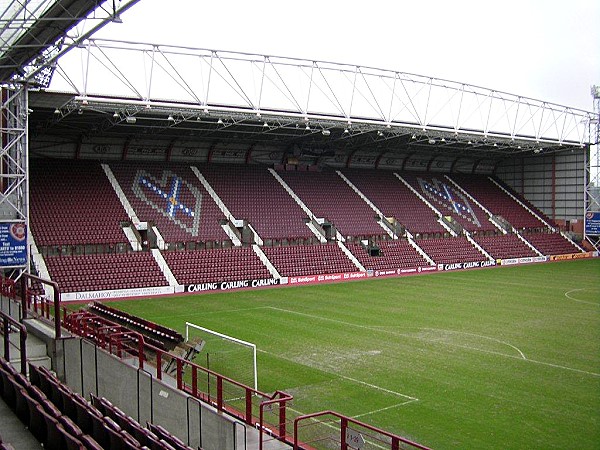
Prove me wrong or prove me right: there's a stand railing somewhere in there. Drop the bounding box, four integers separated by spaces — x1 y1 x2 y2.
63 310 294 448
20 273 61 338
0 309 28 375
293 411 432 450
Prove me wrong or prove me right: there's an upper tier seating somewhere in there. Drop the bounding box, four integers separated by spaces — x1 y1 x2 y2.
400 172 496 233
29 159 129 246
341 169 446 234
417 237 485 264
279 169 385 238
198 164 312 240
472 233 537 259
345 240 430 271
109 162 229 243
262 243 357 277
448 174 548 230
163 247 271 284
524 231 581 255
45 252 168 293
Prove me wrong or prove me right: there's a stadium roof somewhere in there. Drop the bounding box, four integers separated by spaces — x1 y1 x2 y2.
0 0 140 85
26 39 595 166
1 2 594 166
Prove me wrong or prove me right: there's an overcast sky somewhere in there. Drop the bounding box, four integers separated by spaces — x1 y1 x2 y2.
91 0 599 112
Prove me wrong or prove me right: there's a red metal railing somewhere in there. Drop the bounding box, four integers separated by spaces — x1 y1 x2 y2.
63 310 294 448
293 411 432 450
0 276 16 299
0 309 28 375
20 274 61 338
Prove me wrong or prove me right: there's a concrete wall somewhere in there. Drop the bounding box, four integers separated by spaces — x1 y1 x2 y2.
58 337 240 450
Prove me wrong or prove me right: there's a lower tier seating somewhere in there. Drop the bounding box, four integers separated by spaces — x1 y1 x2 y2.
346 240 430 271
472 233 537 259
163 247 271 284
263 243 358 277
417 237 486 264
45 252 168 293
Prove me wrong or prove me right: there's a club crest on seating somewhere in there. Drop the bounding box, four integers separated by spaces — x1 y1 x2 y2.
133 170 202 236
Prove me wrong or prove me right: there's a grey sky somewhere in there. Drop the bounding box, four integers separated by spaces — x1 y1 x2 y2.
92 0 599 111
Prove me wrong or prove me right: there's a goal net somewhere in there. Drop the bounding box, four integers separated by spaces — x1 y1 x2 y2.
185 322 258 392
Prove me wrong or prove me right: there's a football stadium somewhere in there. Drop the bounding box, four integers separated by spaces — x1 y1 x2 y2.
1 1 599 449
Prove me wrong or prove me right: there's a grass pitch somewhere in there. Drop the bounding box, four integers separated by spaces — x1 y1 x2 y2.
108 259 600 449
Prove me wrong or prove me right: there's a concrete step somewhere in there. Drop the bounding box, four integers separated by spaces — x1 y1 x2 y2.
8 328 48 358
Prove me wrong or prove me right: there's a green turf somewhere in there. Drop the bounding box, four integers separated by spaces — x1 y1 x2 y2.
106 259 600 449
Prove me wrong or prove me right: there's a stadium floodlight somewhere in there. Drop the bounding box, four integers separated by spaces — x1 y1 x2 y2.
125 116 136 124
167 114 175 122
113 111 119 118
591 85 600 99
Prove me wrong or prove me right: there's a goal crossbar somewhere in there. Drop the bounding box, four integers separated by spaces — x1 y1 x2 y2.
185 321 258 391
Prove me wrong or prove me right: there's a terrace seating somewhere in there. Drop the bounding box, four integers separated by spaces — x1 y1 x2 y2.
341 169 446 235
163 247 271 285
29 159 129 246
279 168 386 239
400 172 496 233
471 233 537 260
523 231 581 255
110 162 229 243
45 252 168 293
416 237 485 264
26 363 193 450
449 174 548 230
345 240 430 271
91 394 198 450
199 164 312 240
262 243 357 277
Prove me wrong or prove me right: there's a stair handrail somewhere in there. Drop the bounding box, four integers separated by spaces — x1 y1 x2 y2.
0 309 27 374
19 274 61 339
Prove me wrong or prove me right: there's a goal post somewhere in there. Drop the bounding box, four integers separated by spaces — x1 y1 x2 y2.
185 321 258 392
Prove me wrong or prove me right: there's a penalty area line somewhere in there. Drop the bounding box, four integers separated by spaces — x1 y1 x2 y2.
267 306 600 377
256 348 419 402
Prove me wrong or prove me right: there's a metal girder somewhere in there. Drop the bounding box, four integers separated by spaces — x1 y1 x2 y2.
0 84 28 274
48 39 595 149
584 86 600 250
0 0 142 86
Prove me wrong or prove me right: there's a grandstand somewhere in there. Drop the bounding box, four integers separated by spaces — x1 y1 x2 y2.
0 1 598 449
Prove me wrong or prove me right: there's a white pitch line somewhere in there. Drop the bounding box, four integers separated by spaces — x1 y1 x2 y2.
256 347 418 401
564 288 600 306
351 400 418 419
266 306 600 378
416 327 527 360
267 306 526 359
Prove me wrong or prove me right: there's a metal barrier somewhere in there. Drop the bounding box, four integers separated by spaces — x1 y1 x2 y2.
20 273 61 338
0 309 28 375
293 411 432 450
63 310 294 448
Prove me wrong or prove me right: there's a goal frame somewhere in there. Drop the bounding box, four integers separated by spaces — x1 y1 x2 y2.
185 321 258 392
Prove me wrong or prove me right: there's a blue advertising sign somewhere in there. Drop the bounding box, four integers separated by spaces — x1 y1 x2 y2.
585 212 600 236
0 222 27 267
